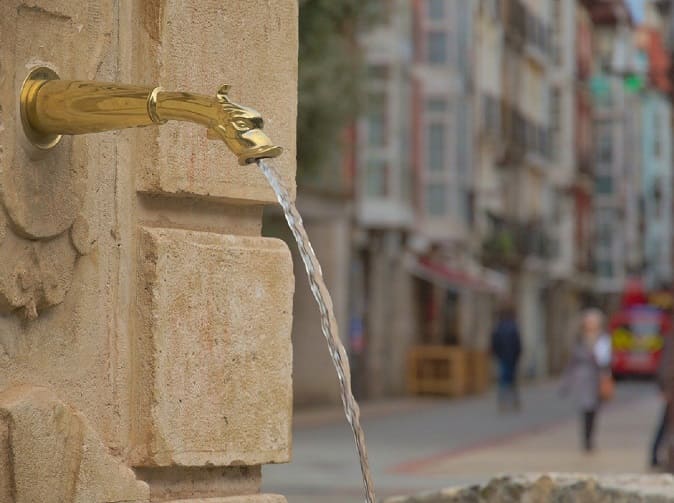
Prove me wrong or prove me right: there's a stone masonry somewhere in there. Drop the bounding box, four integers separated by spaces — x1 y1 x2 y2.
385 474 674 503
0 1 297 501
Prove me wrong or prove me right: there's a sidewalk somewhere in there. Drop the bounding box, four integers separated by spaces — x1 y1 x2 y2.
396 393 660 478
264 380 660 502
292 396 440 429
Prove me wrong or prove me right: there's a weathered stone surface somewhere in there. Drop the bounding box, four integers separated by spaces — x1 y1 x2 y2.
0 0 298 500
132 0 298 203
0 225 79 319
385 474 674 502
132 228 294 467
135 466 261 501
1 0 113 239
0 385 149 503
0 0 110 317
0 415 11 502
168 496 287 503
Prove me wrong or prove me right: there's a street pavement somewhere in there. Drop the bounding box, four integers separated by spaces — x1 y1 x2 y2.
263 380 660 502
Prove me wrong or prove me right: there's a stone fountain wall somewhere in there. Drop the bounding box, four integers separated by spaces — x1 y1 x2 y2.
0 1 297 501
385 474 674 502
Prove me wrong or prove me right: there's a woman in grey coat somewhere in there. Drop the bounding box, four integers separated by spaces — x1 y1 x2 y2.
560 309 612 452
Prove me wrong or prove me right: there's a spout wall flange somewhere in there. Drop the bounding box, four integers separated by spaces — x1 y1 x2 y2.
20 66 62 150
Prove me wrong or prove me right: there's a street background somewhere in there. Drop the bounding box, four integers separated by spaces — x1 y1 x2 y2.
265 381 657 502
263 0 674 500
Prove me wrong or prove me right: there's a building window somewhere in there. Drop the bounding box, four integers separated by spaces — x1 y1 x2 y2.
367 64 389 80
552 0 562 63
426 98 448 112
484 0 500 21
536 125 543 157
482 94 500 136
595 175 613 195
596 128 612 164
461 189 474 225
427 123 445 170
550 88 560 160
456 101 470 177
427 31 447 64
368 0 394 23
425 183 446 215
525 121 536 152
400 161 412 203
366 92 386 146
399 119 412 203
455 1 470 75
597 260 614 278
550 88 561 131
654 179 663 218
426 0 445 19
365 159 388 197
654 113 662 158
597 222 612 247
597 207 613 225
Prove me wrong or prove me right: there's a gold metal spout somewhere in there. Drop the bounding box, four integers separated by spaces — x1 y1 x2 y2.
20 67 283 165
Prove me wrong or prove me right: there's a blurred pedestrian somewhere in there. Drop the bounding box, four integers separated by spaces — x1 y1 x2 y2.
560 308 612 452
650 330 673 468
490 304 522 411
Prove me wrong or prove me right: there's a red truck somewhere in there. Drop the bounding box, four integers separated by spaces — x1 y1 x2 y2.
609 281 671 378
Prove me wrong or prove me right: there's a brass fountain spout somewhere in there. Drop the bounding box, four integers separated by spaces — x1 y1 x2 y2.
20 67 282 165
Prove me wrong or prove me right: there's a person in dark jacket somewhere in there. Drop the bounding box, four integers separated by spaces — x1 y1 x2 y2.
651 332 673 468
491 305 522 411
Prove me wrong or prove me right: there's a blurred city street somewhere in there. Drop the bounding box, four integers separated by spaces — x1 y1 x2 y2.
265 380 659 502
6 0 674 501
264 1 674 497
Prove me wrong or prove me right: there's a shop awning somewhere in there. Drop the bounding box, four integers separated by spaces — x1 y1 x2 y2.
407 257 508 294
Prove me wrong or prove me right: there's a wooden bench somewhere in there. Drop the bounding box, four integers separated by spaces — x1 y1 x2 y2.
466 350 492 394
406 346 468 397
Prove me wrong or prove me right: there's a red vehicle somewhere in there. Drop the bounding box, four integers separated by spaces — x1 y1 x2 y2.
609 281 671 377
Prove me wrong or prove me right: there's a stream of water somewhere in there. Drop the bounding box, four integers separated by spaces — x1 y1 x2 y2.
258 159 376 503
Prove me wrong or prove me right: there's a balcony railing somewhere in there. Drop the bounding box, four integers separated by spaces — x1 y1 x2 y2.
504 0 526 47
525 121 552 160
497 99 551 164
524 9 551 59
505 0 551 58
577 151 593 176
481 214 556 268
481 93 501 140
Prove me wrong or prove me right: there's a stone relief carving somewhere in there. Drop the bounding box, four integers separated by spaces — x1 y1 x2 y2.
0 385 149 503
0 0 110 320
0 145 90 319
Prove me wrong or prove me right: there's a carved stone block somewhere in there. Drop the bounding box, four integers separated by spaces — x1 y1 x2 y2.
0 385 149 503
168 496 287 503
132 0 298 203
0 0 113 317
132 228 294 467
0 1 298 499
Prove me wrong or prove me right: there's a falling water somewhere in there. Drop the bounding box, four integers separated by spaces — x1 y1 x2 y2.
257 159 376 503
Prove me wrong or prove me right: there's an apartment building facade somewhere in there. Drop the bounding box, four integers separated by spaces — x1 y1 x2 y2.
351 0 506 399
351 0 417 398
475 0 561 377
637 15 673 289
588 0 673 297
588 0 638 296
288 0 671 406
